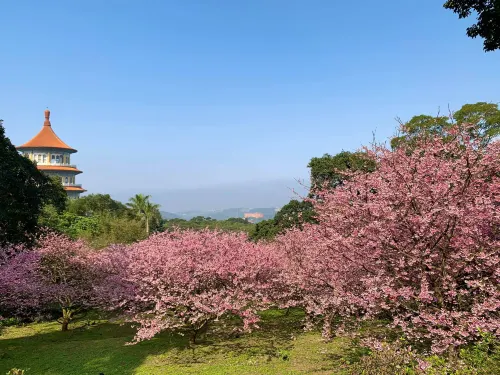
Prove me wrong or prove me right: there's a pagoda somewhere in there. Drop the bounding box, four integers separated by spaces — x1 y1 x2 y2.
17 109 86 198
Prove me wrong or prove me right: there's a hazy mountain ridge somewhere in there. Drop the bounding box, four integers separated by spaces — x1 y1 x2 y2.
161 207 279 222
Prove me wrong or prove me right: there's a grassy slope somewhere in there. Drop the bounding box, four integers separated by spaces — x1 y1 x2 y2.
0 310 358 375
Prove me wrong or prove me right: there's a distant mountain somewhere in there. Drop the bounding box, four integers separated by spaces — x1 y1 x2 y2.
161 207 280 223
160 211 182 220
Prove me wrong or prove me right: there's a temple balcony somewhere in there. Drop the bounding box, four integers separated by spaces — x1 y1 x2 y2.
36 162 78 168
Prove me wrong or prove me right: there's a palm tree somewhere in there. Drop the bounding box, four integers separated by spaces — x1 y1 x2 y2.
126 194 160 234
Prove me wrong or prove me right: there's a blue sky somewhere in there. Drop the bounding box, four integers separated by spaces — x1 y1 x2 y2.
1 0 498 211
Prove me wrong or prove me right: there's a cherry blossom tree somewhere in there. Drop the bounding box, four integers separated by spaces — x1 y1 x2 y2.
98 229 281 344
0 250 45 318
0 233 101 331
276 125 499 352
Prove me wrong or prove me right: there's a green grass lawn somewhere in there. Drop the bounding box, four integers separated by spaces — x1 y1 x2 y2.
0 310 361 375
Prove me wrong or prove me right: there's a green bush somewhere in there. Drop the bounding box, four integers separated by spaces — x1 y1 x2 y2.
346 340 422 375
458 332 500 374
0 317 19 327
347 334 500 375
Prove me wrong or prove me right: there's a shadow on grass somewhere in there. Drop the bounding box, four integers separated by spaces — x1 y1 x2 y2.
0 321 189 375
163 308 307 366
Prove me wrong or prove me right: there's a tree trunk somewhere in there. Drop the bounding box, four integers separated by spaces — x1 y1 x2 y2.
190 330 197 345
146 215 150 235
189 320 209 345
61 318 69 331
61 307 72 331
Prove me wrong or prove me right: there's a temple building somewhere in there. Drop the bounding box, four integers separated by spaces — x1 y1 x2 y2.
17 109 86 198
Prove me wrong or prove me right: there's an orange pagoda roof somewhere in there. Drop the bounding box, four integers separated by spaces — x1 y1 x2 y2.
17 109 77 152
37 165 82 174
64 186 87 192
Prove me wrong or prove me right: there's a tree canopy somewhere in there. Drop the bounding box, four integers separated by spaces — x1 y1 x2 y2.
249 200 317 242
307 151 376 192
127 194 162 235
39 194 152 248
444 0 500 51
67 194 128 217
391 102 500 149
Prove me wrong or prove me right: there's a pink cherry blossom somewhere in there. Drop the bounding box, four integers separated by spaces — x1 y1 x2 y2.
0 233 101 330
276 126 499 352
97 229 282 343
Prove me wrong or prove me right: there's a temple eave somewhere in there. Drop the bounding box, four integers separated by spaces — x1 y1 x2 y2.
64 186 86 192
36 165 82 174
16 145 78 153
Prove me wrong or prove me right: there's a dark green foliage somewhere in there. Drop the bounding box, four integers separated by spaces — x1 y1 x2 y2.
39 208 148 249
39 193 158 248
90 216 147 248
45 177 69 212
444 0 500 52
189 216 217 223
249 200 317 242
126 194 161 235
0 121 67 247
249 219 281 242
390 115 452 150
39 205 101 239
225 217 252 225
457 332 500 374
391 102 500 149
454 102 500 141
273 200 317 230
307 151 376 191
67 194 128 217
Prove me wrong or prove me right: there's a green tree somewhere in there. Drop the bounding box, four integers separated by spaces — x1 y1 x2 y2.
391 102 500 149
454 102 500 141
248 219 280 242
226 217 251 225
91 215 147 248
390 114 451 149
67 193 128 217
149 207 164 233
444 0 500 52
39 205 101 239
190 216 217 223
249 200 317 242
307 151 376 191
274 200 317 231
39 191 160 247
126 194 161 235
0 121 66 247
